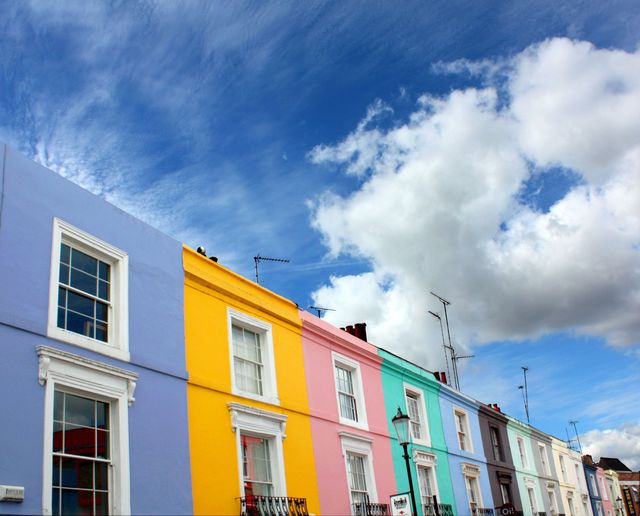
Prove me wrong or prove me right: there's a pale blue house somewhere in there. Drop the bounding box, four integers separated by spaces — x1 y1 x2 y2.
0 144 193 515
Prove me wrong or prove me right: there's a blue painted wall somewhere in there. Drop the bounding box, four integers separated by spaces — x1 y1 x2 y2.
0 144 193 514
439 386 494 514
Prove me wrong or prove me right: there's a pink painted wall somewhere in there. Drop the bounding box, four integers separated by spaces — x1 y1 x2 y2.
300 311 397 515
596 467 614 516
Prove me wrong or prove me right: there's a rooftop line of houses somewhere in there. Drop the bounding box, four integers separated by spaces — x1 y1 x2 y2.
0 144 637 516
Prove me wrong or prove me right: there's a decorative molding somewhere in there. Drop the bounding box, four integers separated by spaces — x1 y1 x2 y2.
37 346 138 405
414 450 437 466
462 463 481 477
227 402 288 439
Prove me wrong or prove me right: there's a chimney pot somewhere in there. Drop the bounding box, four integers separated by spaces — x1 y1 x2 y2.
345 325 356 336
434 372 441 381
440 371 448 384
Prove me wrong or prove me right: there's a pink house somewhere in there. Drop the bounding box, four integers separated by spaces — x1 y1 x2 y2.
596 467 615 516
300 311 397 515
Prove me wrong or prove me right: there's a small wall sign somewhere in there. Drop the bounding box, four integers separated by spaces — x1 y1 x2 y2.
390 492 412 516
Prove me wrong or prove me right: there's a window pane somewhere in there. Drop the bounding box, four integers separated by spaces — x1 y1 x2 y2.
52 488 60 516
53 456 61 487
98 280 109 301
71 248 97 275
96 401 108 429
95 462 108 490
60 457 93 489
65 395 95 427
59 263 70 285
64 424 96 457
98 261 110 281
60 244 71 265
96 429 109 459
53 422 64 452
95 321 108 343
70 268 97 297
67 290 95 318
66 311 95 338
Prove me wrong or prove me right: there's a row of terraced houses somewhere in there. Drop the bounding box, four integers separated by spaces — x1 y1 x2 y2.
1 143 637 516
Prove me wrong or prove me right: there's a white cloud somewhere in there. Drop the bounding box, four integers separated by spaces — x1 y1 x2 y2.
309 38 640 365
582 424 640 471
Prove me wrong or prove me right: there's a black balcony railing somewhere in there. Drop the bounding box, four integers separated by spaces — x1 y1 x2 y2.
239 495 309 516
471 508 495 516
423 502 455 516
353 502 390 516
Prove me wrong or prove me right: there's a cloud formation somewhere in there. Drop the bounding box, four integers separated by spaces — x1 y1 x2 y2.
309 38 640 367
582 423 640 471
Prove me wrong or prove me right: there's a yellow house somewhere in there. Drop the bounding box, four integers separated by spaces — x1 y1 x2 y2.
184 246 320 515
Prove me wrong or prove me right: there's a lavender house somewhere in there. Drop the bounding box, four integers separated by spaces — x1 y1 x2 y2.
0 144 192 515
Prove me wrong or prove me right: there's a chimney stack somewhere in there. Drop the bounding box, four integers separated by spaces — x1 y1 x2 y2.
434 372 442 382
354 323 367 342
345 325 356 336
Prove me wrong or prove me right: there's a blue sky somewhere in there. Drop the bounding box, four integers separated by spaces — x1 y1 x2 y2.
1 1 639 467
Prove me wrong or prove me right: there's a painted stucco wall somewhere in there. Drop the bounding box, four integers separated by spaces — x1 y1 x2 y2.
478 405 523 511
530 429 564 515
300 312 396 515
0 144 193 514
551 437 593 516
596 467 614 516
377 349 455 516
439 387 494 514
184 249 319 515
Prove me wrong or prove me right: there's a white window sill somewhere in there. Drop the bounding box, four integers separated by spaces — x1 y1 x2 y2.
231 387 280 406
338 416 369 431
47 325 130 362
412 437 432 448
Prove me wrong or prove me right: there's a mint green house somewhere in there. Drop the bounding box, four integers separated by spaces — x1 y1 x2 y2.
378 349 456 516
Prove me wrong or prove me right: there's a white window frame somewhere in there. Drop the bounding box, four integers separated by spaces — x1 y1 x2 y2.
228 402 287 498
462 463 483 512
566 492 576 516
524 477 538 514
332 352 368 430
228 308 279 405
404 384 431 447
599 477 608 500
548 487 558 515
47 218 129 361
517 435 529 469
560 455 567 482
37 345 137 516
340 432 378 507
539 443 551 475
453 407 473 452
414 451 439 505
489 425 504 462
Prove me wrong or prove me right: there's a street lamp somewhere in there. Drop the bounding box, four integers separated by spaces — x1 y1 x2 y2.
392 408 419 516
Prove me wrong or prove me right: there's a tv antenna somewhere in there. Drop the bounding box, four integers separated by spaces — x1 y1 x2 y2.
569 420 582 453
430 291 470 390
253 254 290 284
428 310 452 386
308 306 335 318
521 366 530 424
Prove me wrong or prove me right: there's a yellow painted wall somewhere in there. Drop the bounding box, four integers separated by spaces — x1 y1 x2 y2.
184 247 320 515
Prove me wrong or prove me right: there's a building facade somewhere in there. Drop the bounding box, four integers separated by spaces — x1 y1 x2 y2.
0 143 193 515
478 404 524 513
440 386 494 515
184 248 320 515
378 349 456 516
551 437 593 516
301 315 397 515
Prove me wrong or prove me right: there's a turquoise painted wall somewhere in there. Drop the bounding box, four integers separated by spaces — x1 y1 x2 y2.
378 349 456 516
506 417 546 516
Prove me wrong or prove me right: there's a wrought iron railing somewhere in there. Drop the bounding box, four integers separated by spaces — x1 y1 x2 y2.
423 502 455 516
239 495 309 516
353 501 390 515
471 508 495 516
